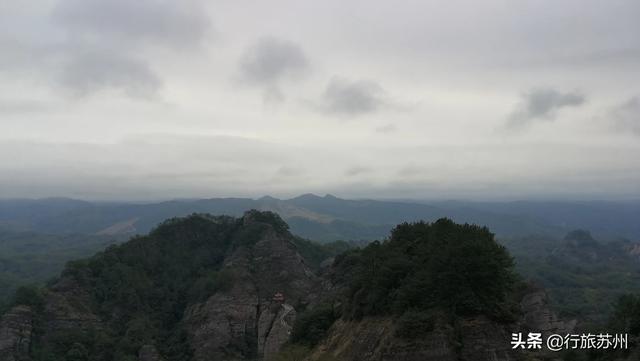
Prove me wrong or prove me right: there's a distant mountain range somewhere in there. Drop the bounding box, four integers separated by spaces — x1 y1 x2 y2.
0 195 638 241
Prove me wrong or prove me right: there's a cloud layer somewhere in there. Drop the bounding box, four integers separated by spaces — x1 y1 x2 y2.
239 37 308 84
320 78 386 116
1 0 211 98
507 88 586 129
0 0 639 200
611 97 640 135
52 0 210 48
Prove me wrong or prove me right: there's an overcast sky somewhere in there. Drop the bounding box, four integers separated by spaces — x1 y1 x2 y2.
1 0 639 201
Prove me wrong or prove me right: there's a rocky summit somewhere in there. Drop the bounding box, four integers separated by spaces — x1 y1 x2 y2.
0 211 322 361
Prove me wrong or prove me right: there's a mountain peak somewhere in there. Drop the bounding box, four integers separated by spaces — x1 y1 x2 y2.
242 209 289 232
290 193 323 201
258 195 280 202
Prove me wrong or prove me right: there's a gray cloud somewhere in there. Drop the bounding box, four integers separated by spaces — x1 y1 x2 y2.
55 51 161 98
320 77 386 116
48 0 211 97
52 0 210 49
507 88 586 129
345 166 372 176
239 37 308 84
238 37 309 103
611 97 640 135
0 0 210 98
0 99 49 115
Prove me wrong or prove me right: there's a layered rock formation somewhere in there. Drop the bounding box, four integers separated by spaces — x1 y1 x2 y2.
306 285 576 361
519 284 576 336
0 305 33 361
183 219 319 361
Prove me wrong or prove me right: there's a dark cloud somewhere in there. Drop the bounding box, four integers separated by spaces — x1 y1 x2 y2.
321 78 386 116
55 51 161 98
0 0 211 98
52 0 210 49
611 97 640 135
239 37 308 84
507 88 586 129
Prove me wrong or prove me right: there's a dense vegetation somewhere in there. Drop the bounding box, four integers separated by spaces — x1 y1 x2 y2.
288 218 518 348
10 212 349 361
336 218 517 319
502 230 640 322
0 229 119 310
33 214 239 361
559 293 640 361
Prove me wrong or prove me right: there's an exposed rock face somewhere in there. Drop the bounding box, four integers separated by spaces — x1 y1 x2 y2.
0 306 33 361
457 316 515 361
184 272 261 360
261 304 296 361
519 284 576 336
0 277 101 361
183 222 320 361
42 276 101 335
307 285 575 361
307 318 457 361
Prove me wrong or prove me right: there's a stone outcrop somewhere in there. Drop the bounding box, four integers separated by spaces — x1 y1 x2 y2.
261 303 296 361
0 277 101 361
0 306 33 361
519 284 576 336
42 276 101 335
307 318 457 361
307 284 575 361
457 316 515 361
183 221 321 361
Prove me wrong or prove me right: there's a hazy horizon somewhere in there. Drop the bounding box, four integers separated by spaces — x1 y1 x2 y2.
2 1 639 201
1 193 639 204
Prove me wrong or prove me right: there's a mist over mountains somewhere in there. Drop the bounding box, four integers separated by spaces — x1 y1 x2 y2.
1 194 638 242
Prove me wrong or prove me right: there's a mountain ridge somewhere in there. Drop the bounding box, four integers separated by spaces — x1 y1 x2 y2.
1 195 638 241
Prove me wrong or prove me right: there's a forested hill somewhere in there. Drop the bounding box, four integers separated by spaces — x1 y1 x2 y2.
0 211 349 361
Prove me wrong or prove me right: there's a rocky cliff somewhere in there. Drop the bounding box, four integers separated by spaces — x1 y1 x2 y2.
0 305 33 361
303 282 575 361
182 214 320 361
